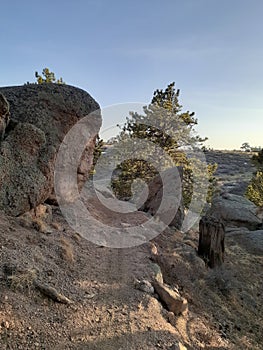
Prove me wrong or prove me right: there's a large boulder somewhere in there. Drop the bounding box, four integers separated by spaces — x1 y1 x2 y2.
207 193 262 230
226 227 263 255
0 93 10 140
0 84 101 216
139 167 184 230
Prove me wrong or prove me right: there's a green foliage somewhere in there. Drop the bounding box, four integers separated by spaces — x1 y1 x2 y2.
207 163 218 202
240 142 251 152
111 82 215 207
35 68 65 84
111 159 157 200
245 148 263 206
251 149 263 171
245 171 263 206
90 136 105 175
93 136 104 165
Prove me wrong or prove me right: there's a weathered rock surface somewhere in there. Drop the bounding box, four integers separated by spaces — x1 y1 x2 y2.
207 193 262 230
18 203 53 233
227 227 263 255
152 280 188 315
205 150 255 195
0 93 10 140
134 279 154 294
150 262 164 284
139 167 184 229
0 84 101 216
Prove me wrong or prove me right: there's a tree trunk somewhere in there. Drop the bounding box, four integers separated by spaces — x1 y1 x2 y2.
198 216 225 268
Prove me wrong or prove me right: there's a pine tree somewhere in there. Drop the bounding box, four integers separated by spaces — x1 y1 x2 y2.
111 82 214 206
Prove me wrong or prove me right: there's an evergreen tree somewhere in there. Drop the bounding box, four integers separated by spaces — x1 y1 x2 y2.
111 82 214 206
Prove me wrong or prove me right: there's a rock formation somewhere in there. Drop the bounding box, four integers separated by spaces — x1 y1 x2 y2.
207 192 262 230
0 84 101 216
0 93 10 140
139 167 184 229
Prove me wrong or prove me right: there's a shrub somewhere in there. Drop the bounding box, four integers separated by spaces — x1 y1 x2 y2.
35 68 65 84
245 171 263 206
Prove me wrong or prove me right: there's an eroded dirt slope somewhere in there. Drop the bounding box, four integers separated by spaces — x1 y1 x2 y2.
0 204 262 349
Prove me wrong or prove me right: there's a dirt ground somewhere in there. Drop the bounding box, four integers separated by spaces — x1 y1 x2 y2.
0 210 262 349
0 151 262 349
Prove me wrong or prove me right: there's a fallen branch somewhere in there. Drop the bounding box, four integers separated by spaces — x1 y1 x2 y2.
34 280 73 305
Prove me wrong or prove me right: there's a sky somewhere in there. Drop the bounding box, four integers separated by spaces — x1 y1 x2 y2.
1 0 263 150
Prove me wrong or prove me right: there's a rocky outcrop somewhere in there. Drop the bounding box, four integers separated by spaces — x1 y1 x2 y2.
0 84 101 216
226 227 263 255
207 193 262 230
139 167 184 229
205 151 255 195
0 93 10 141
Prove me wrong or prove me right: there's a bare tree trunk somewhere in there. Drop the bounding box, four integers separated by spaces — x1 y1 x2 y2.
198 216 225 268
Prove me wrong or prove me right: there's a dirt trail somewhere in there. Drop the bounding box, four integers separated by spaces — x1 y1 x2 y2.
0 151 262 349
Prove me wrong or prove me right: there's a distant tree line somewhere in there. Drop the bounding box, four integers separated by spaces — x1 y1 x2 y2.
241 142 262 152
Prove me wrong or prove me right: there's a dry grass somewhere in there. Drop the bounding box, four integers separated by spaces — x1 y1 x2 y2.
32 218 48 233
60 237 74 263
7 268 37 293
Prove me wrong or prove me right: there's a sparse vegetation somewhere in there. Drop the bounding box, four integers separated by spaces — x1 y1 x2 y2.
206 162 218 202
35 68 65 84
241 142 251 152
246 149 263 206
60 237 74 263
6 268 37 294
90 136 105 175
246 171 263 206
251 148 263 170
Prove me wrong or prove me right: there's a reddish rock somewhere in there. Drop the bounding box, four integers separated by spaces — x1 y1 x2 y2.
152 280 188 315
0 84 101 216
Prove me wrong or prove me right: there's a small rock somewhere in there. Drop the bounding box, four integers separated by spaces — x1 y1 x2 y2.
51 221 63 231
134 279 154 294
85 292 96 299
1 321 9 329
150 263 163 284
152 280 188 315
150 242 158 255
169 341 187 350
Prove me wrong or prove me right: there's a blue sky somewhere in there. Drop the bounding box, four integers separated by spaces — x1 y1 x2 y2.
1 0 263 149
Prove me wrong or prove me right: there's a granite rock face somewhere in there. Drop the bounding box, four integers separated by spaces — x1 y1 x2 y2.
0 84 101 216
207 192 262 230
